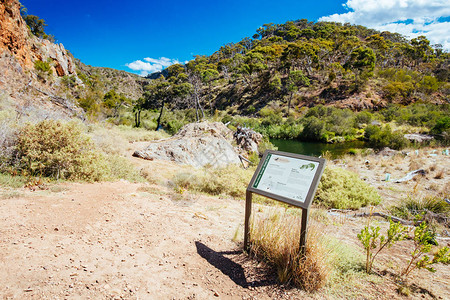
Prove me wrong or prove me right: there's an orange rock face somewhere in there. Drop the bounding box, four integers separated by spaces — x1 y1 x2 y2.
0 0 35 69
0 0 75 76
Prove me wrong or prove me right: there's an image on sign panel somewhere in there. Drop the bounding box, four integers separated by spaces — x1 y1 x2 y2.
252 153 319 203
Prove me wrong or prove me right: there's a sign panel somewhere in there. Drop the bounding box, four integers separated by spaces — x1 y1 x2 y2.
247 150 326 209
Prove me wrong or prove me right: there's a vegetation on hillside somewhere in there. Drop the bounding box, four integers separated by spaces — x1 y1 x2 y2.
138 20 448 115
20 3 55 42
126 20 448 148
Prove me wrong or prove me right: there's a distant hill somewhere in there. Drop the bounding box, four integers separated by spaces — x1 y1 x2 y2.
140 19 449 116
75 60 150 101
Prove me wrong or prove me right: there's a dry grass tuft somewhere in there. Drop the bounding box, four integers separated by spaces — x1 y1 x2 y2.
409 158 424 171
171 165 254 198
249 208 329 291
434 169 444 179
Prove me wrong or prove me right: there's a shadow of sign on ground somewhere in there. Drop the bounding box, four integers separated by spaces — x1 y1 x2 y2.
195 241 276 288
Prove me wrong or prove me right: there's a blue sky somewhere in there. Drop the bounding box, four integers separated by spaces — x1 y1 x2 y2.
21 0 450 75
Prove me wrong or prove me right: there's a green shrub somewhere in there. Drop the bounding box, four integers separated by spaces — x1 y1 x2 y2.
34 60 52 77
358 218 408 274
431 116 450 135
300 116 326 142
16 120 108 181
354 111 373 125
390 196 450 221
401 221 450 278
364 125 409 150
315 167 381 209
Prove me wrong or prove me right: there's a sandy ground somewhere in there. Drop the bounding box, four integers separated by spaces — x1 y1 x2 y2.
0 147 449 299
0 160 302 300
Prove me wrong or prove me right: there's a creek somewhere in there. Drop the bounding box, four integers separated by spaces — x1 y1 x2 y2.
270 139 368 158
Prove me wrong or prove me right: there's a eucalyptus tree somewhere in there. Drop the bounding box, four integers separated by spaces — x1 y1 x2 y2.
285 70 310 115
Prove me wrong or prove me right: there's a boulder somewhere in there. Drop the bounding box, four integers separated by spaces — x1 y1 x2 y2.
133 122 242 168
404 133 434 143
378 147 398 156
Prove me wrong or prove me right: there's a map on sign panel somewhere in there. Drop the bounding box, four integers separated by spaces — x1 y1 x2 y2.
252 153 320 204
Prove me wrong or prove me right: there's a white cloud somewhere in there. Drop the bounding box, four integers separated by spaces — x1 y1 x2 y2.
126 57 181 76
320 0 450 50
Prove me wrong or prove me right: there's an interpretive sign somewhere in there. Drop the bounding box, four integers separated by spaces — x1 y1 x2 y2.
244 150 326 254
248 151 325 209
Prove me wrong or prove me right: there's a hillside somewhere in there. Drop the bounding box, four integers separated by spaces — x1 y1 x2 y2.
0 0 82 118
0 0 149 120
75 61 150 100
2 0 448 125
143 20 448 116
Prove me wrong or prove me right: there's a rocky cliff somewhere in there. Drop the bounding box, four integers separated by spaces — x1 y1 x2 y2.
0 0 76 77
0 0 83 119
0 0 150 119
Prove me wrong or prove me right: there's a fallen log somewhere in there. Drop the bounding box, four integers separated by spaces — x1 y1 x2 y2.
395 169 426 183
352 212 415 225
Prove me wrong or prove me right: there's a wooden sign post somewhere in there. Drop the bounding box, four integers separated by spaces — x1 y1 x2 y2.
244 150 326 255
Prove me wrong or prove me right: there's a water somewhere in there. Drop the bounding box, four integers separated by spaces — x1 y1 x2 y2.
270 139 368 158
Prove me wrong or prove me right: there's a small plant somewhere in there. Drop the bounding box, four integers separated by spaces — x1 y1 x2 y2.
401 221 450 278
389 196 450 222
358 217 408 274
34 59 53 79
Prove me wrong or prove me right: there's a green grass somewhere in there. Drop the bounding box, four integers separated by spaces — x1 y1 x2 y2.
0 173 27 188
389 196 450 220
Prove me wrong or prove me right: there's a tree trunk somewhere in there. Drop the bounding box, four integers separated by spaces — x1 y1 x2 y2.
156 100 165 131
208 83 214 115
287 92 293 116
134 110 141 128
195 93 204 121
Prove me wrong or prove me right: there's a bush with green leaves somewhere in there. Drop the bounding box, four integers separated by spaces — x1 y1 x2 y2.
364 125 409 150
300 116 327 142
16 120 108 181
431 116 450 135
315 167 381 209
358 218 408 274
431 116 450 145
401 221 450 278
34 59 52 79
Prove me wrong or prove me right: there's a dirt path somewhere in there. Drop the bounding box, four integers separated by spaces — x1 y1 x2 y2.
0 149 449 299
0 175 301 299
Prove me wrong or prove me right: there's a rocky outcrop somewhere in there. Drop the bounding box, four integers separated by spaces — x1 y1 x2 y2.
404 133 434 143
0 0 86 118
34 40 76 76
0 0 76 77
0 0 33 68
133 122 243 168
233 126 262 154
